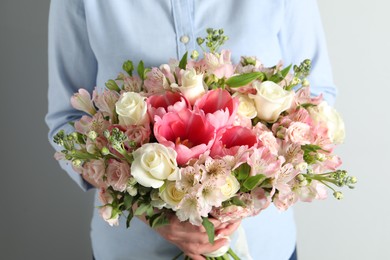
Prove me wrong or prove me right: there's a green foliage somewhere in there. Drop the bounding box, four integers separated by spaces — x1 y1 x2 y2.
179 52 188 70
226 72 265 88
202 217 215 244
242 174 266 191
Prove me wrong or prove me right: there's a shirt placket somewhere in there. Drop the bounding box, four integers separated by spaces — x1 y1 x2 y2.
171 0 195 59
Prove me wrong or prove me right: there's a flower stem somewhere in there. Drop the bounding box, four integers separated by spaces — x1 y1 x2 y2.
227 248 240 260
172 251 183 260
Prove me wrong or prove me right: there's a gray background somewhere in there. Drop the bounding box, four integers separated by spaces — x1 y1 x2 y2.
1 0 389 259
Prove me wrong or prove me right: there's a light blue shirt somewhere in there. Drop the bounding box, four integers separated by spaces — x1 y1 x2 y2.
46 1 336 259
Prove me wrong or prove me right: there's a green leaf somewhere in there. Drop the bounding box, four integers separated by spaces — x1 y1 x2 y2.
179 52 188 70
230 197 246 207
243 174 266 191
202 217 215 244
234 163 251 181
280 64 292 78
126 208 133 228
150 213 170 228
225 72 265 88
137 60 145 80
134 203 150 216
123 194 134 211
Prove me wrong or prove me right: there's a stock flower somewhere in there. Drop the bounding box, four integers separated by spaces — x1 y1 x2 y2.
249 81 294 122
131 143 179 188
106 159 131 192
308 101 346 144
194 88 238 129
71 88 96 115
115 92 149 126
154 108 216 165
147 91 190 120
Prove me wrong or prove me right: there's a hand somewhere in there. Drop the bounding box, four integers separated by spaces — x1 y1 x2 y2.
155 215 237 260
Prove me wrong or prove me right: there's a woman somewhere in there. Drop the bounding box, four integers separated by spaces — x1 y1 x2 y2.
46 0 336 259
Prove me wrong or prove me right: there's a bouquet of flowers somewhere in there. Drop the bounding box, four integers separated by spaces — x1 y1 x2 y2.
53 28 355 260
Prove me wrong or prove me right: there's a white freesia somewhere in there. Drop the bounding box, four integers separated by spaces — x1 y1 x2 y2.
221 174 240 199
308 101 346 144
115 92 149 126
233 92 257 119
249 81 294 122
174 68 206 104
160 181 185 208
131 143 179 188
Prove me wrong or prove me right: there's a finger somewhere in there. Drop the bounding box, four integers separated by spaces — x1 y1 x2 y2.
186 253 206 260
202 238 230 254
216 220 241 237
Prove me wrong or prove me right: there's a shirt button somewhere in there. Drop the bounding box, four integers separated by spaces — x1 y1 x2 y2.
180 35 190 44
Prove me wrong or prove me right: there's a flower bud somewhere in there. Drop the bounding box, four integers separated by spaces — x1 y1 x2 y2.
88 130 98 140
126 185 138 196
72 159 82 167
333 191 343 200
191 50 199 60
101 147 110 155
302 79 310 87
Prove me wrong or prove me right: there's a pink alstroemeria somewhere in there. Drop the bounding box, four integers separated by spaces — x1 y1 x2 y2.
71 88 96 115
211 126 258 157
194 88 238 130
74 112 110 136
154 108 216 165
92 88 119 119
247 147 283 178
204 50 235 79
144 67 169 94
147 91 190 121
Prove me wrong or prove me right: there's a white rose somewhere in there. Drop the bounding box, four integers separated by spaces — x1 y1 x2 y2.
160 181 185 208
175 68 206 104
115 92 149 126
232 92 257 119
249 81 294 122
221 174 240 200
131 143 179 188
308 101 346 144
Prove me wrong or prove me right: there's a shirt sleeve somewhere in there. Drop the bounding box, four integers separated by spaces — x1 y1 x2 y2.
45 0 97 191
278 0 337 105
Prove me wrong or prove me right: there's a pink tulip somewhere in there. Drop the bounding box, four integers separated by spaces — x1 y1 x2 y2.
154 108 216 165
147 91 190 121
211 126 258 157
194 89 238 130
